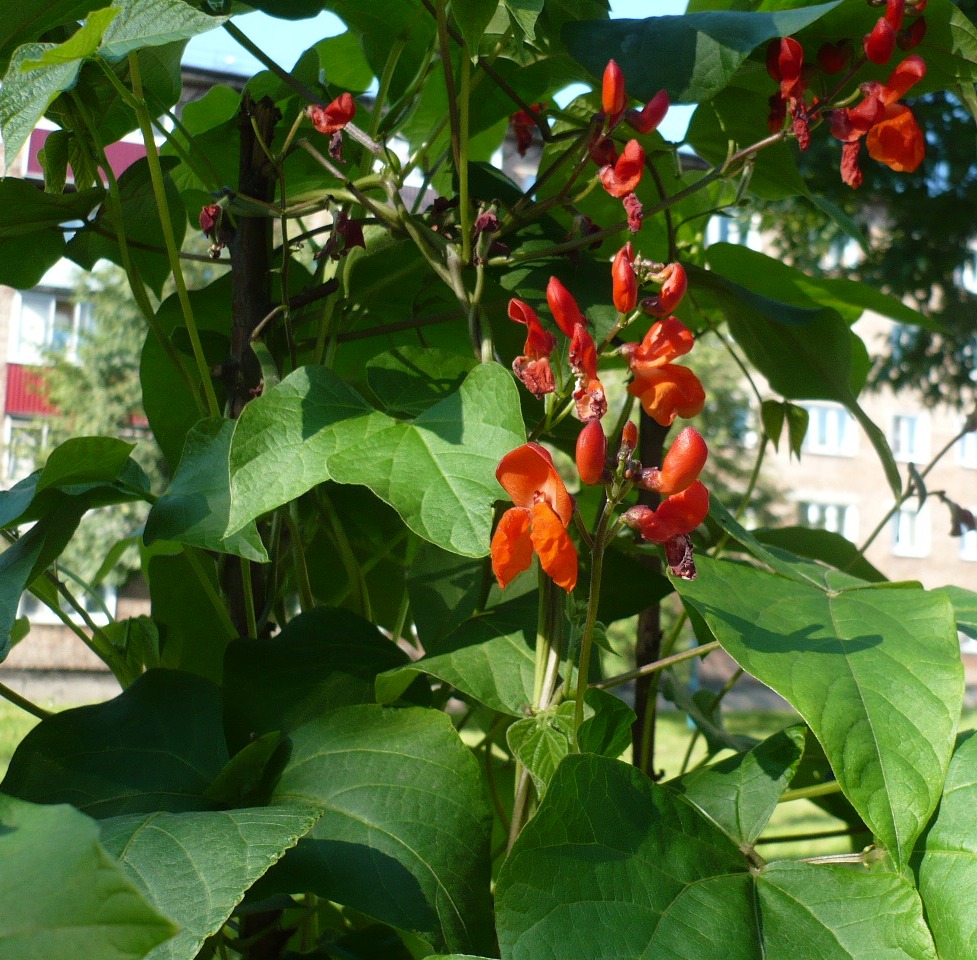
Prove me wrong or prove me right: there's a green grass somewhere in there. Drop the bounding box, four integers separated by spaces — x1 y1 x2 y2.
0 699 40 777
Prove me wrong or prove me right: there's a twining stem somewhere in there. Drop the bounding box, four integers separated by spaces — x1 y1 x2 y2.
597 641 720 689
239 557 257 639
0 679 52 721
286 505 315 612
859 423 973 554
128 54 221 418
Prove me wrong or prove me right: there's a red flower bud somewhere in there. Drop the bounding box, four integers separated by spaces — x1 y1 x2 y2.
886 0 906 31
612 243 638 313
307 92 356 134
654 426 708 496
864 17 897 64
576 420 608 486
546 276 586 337
641 262 688 317
199 203 221 235
897 17 927 50
767 37 805 99
817 41 851 74
625 90 669 134
621 420 638 458
602 60 627 117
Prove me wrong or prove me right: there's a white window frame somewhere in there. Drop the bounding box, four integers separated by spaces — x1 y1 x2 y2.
800 402 859 457
891 501 931 558
796 499 860 542
8 288 92 365
890 412 930 463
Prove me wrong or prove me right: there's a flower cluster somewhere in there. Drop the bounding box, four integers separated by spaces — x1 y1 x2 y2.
766 0 927 188
588 61 670 233
493 243 709 590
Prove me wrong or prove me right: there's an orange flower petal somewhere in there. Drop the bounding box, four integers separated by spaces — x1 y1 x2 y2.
657 426 708 496
530 502 578 592
638 481 710 543
627 363 705 426
623 316 695 369
491 508 533 589
496 444 574 525
866 104 925 173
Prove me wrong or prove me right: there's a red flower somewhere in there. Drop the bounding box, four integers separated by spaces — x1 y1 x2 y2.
491 444 577 591
621 317 706 426
623 481 710 543
766 37 805 101
569 323 607 422
866 104 925 172
612 243 637 314
509 298 556 399
307 93 356 134
625 90 669 134
546 276 586 337
599 139 645 197
641 262 688 317
602 60 627 118
864 17 897 64
635 426 708 497
510 104 545 157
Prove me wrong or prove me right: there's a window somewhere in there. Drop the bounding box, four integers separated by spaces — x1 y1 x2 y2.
2 416 47 484
891 413 929 462
958 423 977 468
962 516 977 562
800 403 858 456
797 501 859 542
9 289 92 365
891 502 931 558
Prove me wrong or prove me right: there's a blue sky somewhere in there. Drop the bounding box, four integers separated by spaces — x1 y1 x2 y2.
183 0 693 139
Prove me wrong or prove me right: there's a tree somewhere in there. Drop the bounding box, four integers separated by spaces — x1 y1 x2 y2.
0 1 975 958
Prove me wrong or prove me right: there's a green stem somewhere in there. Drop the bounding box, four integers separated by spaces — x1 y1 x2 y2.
286 506 315 612
183 548 238 640
573 500 615 739
0 679 52 720
314 489 372 620
239 557 257 639
458 52 473 266
128 54 220 418
757 826 870 846
596 641 720 690
779 781 843 804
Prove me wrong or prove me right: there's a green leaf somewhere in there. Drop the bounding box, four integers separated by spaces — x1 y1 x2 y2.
0 44 84 173
0 795 176 959
97 0 226 63
760 399 785 448
577 687 636 761
366 347 477 418
227 363 526 559
707 242 941 333
149 551 236 683
35 436 135 492
939 584 977 641
756 861 937 959
563 3 842 104
1 669 229 818
673 725 805 846
0 0 106 73
0 496 87 660
311 31 374 93
0 178 103 241
503 0 543 39
100 805 320 960
690 263 901 497
496 754 757 960
222 607 408 753
269 705 493 954
507 705 576 797
20 7 119 67
676 556 963 868
752 527 887 584
914 731 977 957
451 0 500 52
145 419 267 562
376 594 537 715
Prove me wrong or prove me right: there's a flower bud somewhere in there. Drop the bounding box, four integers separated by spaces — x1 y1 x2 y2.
897 17 926 50
625 90 669 134
546 276 586 337
307 92 356 134
602 60 627 117
576 420 608 486
622 505 654 530
864 17 897 64
620 420 638 460
885 0 906 30
612 243 638 313
658 426 708 496
817 40 851 74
